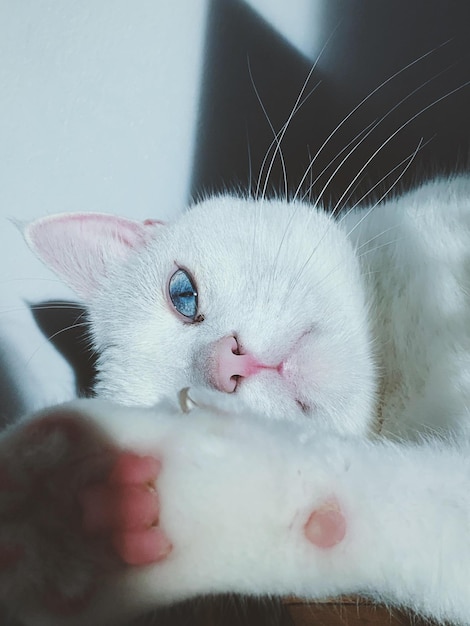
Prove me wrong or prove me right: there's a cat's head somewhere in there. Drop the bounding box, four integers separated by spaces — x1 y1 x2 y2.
25 197 376 435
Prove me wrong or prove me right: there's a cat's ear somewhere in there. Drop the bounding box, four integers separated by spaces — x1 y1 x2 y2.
23 213 164 299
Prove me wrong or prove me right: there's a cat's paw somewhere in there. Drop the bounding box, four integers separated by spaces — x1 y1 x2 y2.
0 407 171 622
0 397 354 625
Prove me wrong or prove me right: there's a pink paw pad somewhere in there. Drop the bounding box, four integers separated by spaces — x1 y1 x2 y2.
304 498 346 549
80 452 172 566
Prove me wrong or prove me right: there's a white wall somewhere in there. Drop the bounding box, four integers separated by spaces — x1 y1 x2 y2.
1 1 209 220
0 0 209 298
0 1 209 413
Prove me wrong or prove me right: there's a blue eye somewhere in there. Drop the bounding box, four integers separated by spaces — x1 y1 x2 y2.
168 268 199 321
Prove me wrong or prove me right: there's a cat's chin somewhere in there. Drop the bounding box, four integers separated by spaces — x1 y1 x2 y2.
173 383 310 425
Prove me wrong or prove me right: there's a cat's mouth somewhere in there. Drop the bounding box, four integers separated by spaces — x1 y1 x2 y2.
277 333 320 418
207 330 317 418
225 362 312 418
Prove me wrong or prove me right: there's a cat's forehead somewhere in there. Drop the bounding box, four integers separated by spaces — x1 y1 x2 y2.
142 195 359 309
182 196 312 231
167 196 334 255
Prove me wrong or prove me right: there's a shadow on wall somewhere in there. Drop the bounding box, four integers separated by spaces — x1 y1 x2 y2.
191 0 470 209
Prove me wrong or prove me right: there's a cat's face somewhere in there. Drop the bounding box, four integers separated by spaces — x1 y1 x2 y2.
26 197 376 435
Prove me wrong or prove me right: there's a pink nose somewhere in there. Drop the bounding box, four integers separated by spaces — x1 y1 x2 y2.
210 336 268 393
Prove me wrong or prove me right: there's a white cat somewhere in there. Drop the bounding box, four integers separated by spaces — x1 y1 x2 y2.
2 174 470 625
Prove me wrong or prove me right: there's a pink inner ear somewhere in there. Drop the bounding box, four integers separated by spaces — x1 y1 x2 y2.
24 213 164 300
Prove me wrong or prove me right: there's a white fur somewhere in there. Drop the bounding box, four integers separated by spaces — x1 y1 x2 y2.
4 174 470 624
90 196 376 435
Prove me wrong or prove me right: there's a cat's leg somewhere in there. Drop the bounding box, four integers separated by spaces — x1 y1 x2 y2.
89 399 470 626
0 399 348 626
2 399 470 625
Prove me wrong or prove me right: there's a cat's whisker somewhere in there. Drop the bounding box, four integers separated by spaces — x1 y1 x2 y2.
253 81 322 201
273 53 460 294
248 58 289 202
354 225 402 253
286 137 423 299
357 237 407 259
361 268 386 278
306 145 313 203
25 320 91 368
30 303 84 310
246 126 253 198
292 40 453 204
341 143 426 243
259 80 323 203
302 72 464 290
252 26 338 202
266 120 373 290
268 122 378 291
299 119 378 203
278 66 457 295
254 73 324 293
253 39 441 287
341 138 425 241
339 137 433 216
314 65 461 216
331 176 366 214
0 303 84 317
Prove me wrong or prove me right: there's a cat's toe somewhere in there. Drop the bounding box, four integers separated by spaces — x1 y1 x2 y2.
80 452 172 566
112 526 172 566
108 452 161 486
